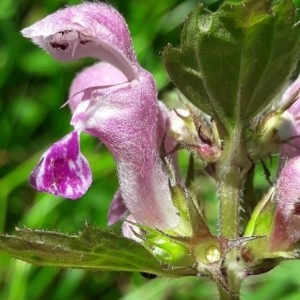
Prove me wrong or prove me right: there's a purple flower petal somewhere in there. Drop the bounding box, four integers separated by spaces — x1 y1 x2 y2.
270 156 300 250
30 131 92 199
282 74 300 105
80 67 180 230
21 3 138 81
108 189 128 225
280 76 300 160
23 3 180 230
68 62 128 112
70 100 90 130
122 215 143 242
279 115 299 160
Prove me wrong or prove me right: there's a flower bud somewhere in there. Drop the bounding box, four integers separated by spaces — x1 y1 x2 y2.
147 235 194 267
168 109 197 144
168 109 222 163
247 111 295 160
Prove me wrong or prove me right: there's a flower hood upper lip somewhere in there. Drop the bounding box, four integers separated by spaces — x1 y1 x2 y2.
21 2 138 81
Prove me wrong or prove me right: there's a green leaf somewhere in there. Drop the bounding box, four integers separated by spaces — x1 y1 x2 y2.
244 187 275 237
242 187 276 260
163 0 300 133
0 225 179 277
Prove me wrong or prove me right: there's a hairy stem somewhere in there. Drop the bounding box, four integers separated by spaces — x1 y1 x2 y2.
218 127 249 238
218 281 241 300
217 126 251 299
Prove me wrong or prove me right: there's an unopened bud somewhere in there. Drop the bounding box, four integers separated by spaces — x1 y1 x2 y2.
168 109 197 144
168 109 222 162
247 111 295 160
147 235 194 266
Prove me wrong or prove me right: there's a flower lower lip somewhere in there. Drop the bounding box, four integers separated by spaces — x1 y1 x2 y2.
29 131 92 200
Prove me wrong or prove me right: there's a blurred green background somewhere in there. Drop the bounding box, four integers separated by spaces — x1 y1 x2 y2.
1 0 300 299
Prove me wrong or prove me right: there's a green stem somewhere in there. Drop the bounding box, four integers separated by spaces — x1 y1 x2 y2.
219 175 241 238
218 277 241 300
216 127 251 299
218 169 243 299
218 127 248 239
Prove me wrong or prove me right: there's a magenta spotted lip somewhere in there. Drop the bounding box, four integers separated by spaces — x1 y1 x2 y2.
30 131 92 199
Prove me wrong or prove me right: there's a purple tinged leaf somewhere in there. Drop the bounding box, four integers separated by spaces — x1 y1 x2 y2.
21 3 138 81
30 131 92 199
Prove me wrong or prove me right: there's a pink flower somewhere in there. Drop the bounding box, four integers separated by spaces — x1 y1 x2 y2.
263 76 300 252
270 156 300 251
23 3 179 230
280 75 300 160
269 77 300 251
